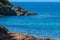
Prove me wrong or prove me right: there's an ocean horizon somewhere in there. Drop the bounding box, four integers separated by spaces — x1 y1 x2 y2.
0 2 60 40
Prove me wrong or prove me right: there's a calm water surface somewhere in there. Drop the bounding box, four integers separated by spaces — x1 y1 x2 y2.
0 2 60 40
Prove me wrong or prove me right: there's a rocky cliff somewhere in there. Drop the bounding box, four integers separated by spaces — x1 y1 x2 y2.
0 25 54 40
0 0 37 16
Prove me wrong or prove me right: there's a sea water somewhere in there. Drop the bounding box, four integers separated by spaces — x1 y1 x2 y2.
0 2 60 39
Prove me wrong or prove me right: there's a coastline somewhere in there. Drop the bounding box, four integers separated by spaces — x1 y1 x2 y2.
0 0 60 40
0 0 37 16
0 25 53 40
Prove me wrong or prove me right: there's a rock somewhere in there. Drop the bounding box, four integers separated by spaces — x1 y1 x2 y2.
16 11 24 16
0 25 8 33
36 38 54 40
12 6 22 12
0 0 37 16
12 6 27 16
0 5 16 16
0 25 54 40
21 9 28 13
25 12 37 16
0 25 12 40
5 8 16 16
0 5 37 16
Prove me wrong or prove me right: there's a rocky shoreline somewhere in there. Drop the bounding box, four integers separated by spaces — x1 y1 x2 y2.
0 25 54 40
0 0 37 16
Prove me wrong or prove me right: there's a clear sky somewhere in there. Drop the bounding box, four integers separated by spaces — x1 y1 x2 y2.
9 0 60 2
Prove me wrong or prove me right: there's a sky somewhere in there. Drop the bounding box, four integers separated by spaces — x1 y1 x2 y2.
9 0 60 2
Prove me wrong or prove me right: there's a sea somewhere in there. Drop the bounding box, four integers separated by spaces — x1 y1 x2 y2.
0 2 60 40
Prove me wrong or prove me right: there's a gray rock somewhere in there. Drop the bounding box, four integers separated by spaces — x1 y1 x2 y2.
13 6 22 12
16 11 24 16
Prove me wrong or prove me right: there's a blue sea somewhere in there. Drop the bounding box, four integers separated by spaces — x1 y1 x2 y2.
0 2 60 40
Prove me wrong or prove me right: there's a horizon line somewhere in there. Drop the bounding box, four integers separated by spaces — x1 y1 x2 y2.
9 1 60 2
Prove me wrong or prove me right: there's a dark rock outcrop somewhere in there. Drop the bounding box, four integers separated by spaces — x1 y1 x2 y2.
0 25 54 40
0 25 12 40
0 0 37 16
0 5 17 16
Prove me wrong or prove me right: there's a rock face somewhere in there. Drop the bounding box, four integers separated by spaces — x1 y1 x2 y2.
0 0 37 16
0 25 54 40
0 25 12 40
0 5 17 16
